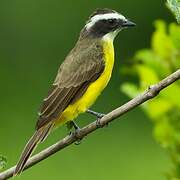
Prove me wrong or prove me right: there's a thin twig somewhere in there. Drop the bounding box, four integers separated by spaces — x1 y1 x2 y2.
0 69 179 180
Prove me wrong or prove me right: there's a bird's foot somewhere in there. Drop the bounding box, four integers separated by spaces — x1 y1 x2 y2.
96 117 109 128
86 109 105 119
67 121 83 145
86 109 107 128
73 128 82 145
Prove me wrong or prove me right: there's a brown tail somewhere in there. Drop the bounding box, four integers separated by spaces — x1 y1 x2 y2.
14 123 53 176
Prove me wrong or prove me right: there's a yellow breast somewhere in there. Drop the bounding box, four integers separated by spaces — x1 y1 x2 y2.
55 39 115 125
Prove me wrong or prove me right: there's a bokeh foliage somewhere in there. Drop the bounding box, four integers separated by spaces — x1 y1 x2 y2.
0 155 7 172
167 0 180 23
121 18 180 180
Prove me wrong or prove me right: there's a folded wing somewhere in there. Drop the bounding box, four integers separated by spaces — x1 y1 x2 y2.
36 44 104 129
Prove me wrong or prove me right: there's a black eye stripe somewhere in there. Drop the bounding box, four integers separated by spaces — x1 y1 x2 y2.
107 19 117 23
100 19 118 25
87 17 127 38
103 19 116 23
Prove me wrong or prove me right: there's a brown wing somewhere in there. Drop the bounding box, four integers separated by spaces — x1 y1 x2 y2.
36 41 104 129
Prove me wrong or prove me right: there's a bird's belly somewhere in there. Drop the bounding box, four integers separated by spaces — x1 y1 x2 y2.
55 40 114 126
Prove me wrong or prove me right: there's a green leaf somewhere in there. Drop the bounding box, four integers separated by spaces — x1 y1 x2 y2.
154 118 174 148
136 65 159 89
152 20 175 60
146 97 173 120
135 49 171 78
167 0 180 23
0 155 7 171
121 83 139 98
169 23 180 49
161 84 180 107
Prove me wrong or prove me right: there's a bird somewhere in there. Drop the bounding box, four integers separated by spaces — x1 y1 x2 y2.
14 8 135 175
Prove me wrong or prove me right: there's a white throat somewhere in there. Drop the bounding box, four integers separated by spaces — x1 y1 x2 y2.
102 30 120 42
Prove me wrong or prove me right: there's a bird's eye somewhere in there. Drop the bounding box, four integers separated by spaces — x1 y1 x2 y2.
107 19 116 24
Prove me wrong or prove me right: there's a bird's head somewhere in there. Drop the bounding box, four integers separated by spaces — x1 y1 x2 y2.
80 8 136 40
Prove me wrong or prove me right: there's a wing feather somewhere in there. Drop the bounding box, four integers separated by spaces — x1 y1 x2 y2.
36 41 104 129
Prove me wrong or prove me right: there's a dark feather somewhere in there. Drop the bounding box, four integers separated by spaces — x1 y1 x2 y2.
36 39 104 130
14 123 53 175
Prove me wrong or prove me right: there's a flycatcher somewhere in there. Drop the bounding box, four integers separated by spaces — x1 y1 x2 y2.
14 8 135 175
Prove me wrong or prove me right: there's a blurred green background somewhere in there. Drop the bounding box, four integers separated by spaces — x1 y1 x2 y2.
0 0 175 179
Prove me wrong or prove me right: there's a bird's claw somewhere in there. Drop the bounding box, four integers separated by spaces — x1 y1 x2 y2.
72 128 83 145
87 109 106 119
96 118 109 128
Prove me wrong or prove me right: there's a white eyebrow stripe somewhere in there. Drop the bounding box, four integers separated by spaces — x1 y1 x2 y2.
85 13 127 30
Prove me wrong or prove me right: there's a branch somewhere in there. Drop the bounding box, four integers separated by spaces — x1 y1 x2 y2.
0 69 179 180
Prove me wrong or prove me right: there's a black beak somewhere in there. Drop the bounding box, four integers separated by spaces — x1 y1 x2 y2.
122 20 136 28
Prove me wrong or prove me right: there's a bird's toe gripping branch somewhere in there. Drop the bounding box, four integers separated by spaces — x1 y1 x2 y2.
86 109 108 128
86 109 105 119
67 121 83 145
